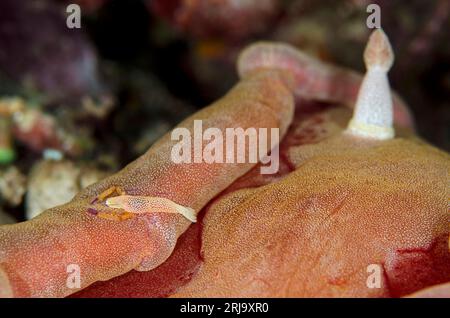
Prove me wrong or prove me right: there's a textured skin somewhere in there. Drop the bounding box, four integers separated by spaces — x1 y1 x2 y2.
76 40 448 298
73 219 203 297
0 70 294 297
2 39 448 298
75 102 449 298
174 124 450 297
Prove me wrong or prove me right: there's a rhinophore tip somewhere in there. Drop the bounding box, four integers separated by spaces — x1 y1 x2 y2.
364 29 394 71
346 29 395 140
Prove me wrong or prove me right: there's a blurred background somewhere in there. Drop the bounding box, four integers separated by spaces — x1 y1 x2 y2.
0 0 449 223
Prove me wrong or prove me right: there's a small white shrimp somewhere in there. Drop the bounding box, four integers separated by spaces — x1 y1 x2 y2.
89 186 196 222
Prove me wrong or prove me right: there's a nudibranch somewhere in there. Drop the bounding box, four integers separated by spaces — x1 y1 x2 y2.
0 29 448 298
170 30 449 297
0 63 295 297
73 29 449 298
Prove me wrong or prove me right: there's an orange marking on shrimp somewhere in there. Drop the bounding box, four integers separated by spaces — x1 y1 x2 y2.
94 186 125 203
97 210 135 221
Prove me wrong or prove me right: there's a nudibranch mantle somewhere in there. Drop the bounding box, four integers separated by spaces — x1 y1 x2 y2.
346 29 395 140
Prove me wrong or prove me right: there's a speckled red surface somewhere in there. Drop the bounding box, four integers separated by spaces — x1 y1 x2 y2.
72 102 449 298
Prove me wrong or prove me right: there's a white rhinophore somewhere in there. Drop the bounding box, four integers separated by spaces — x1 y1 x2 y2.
347 29 395 140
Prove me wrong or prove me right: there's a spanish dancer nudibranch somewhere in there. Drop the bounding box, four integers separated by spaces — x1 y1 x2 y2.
0 29 449 298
